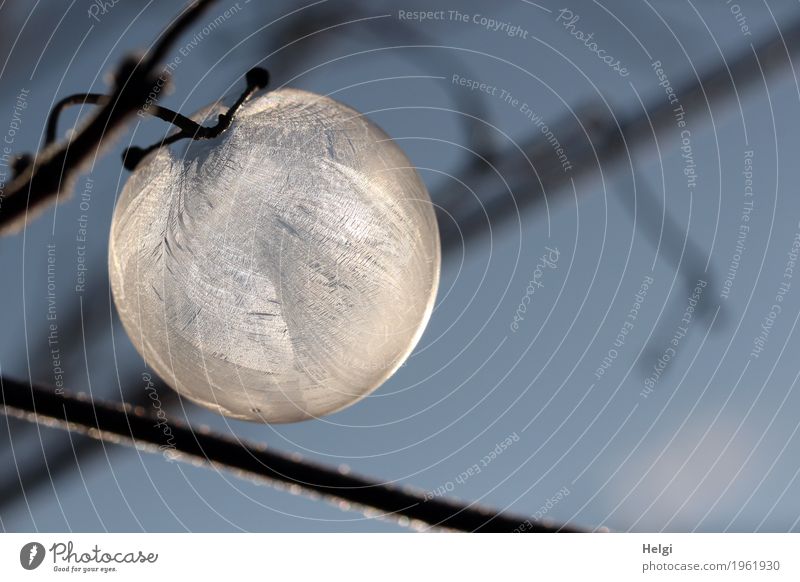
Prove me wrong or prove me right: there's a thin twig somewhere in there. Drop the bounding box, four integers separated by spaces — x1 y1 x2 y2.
121 67 269 170
45 94 202 146
0 0 220 234
0 377 582 532
0 376 176 512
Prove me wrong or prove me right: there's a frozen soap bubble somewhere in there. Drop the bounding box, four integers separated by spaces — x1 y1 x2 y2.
109 88 440 423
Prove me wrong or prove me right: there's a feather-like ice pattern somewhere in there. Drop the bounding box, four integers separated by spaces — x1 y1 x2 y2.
109 89 440 423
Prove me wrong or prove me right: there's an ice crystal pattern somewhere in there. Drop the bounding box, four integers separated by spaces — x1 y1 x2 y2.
109 89 440 423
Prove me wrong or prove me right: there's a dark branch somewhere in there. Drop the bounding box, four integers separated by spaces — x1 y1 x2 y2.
46 67 268 172
436 14 800 252
45 93 202 146
0 377 582 533
0 0 220 235
0 376 177 512
122 67 269 170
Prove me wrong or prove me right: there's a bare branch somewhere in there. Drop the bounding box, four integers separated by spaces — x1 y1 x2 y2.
0 0 220 234
0 377 583 532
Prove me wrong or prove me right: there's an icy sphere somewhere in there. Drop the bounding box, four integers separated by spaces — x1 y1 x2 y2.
109 88 440 423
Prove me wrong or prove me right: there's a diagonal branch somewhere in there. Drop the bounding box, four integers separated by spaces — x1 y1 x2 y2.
0 376 583 533
0 0 220 234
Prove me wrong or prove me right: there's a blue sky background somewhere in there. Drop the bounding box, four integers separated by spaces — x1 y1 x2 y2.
2 0 800 532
